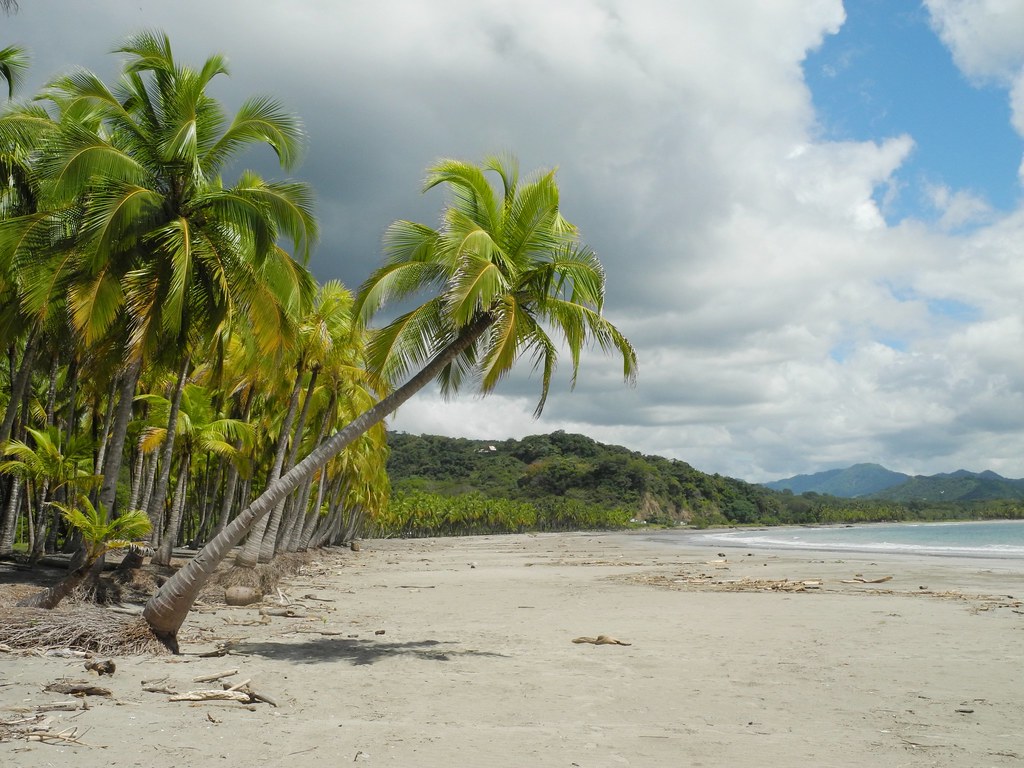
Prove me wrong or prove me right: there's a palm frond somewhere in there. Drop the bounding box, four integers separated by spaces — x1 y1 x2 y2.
204 94 305 173
0 44 29 99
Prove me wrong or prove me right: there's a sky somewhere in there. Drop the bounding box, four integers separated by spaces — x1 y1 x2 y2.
5 0 1024 482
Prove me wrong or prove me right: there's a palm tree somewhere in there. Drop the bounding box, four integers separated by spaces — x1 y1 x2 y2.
237 280 367 566
0 425 99 556
16 495 150 608
149 382 251 565
1 31 316 521
142 154 637 651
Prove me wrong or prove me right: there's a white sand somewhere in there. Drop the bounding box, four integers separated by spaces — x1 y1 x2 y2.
2 531 1022 767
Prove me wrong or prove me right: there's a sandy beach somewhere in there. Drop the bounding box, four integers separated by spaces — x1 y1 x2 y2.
2 530 1022 767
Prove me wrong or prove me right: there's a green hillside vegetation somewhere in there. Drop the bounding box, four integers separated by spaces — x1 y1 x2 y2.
871 470 1024 502
380 431 1024 536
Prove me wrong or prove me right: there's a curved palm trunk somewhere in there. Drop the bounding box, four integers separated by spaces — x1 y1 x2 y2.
16 561 95 609
143 313 493 650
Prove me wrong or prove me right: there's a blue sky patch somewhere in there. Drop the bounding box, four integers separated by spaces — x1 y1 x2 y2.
803 1 1022 225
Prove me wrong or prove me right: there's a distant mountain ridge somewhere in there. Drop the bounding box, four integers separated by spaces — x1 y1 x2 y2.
763 463 909 497
765 464 1024 501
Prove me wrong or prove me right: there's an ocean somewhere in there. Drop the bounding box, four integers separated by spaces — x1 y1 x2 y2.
660 520 1024 560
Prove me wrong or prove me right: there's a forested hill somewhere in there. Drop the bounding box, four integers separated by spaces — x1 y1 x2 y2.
384 431 1024 529
387 430 797 527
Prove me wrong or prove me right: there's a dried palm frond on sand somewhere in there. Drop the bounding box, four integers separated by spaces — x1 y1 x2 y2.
0 606 167 655
216 551 317 595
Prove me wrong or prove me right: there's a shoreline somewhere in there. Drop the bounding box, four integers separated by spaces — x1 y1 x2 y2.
2 531 1022 767
640 519 1024 562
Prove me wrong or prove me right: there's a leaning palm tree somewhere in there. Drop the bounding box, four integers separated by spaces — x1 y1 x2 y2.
142 154 637 651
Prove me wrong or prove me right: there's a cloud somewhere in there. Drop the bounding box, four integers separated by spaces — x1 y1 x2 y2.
6 1 1024 482
925 183 994 230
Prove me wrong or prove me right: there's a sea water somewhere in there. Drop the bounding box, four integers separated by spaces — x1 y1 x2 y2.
666 520 1024 560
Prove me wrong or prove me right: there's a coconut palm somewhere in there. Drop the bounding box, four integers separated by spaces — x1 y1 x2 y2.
148 382 252 565
1 31 316 521
142 154 637 651
0 95 60 452
237 280 370 565
16 495 150 608
0 425 99 556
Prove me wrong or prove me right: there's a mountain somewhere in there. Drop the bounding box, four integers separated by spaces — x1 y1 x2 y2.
763 463 909 497
870 470 1024 502
764 464 1024 502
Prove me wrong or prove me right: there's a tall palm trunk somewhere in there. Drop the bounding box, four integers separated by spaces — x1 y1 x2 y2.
91 376 119 499
211 391 253 538
282 389 334 553
127 445 146 513
0 476 22 556
43 352 59 426
234 367 303 569
143 313 493 649
152 458 189 566
146 355 191 537
212 457 241 537
96 359 142 516
258 366 318 562
63 354 79 453
0 327 37 448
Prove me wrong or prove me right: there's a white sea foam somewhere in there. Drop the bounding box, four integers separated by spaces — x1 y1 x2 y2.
679 520 1024 560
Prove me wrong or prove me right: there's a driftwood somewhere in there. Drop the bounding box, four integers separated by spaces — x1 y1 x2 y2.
169 689 252 703
259 607 308 618
841 575 894 584
5 701 85 713
193 668 238 683
142 684 177 694
168 680 277 707
572 635 632 646
223 681 277 707
43 681 111 697
0 714 91 746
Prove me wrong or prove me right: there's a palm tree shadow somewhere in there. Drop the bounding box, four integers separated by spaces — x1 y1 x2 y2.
228 636 509 666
